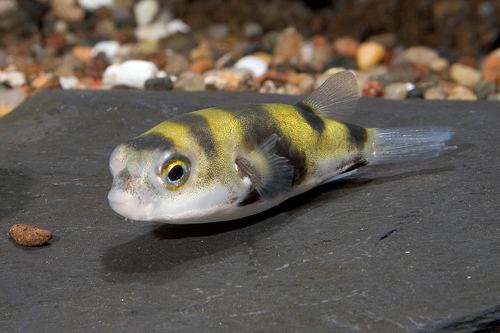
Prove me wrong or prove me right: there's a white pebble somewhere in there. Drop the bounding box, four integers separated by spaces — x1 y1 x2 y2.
134 0 160 26
78 0 113 11
135 12 190 41
91 40 121 59
59 76 80 89
234 56 268 77
0 70 26 88
103 60 158 89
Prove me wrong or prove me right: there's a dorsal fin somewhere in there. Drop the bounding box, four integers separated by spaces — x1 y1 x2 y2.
235 134 293 200
296 70 360 119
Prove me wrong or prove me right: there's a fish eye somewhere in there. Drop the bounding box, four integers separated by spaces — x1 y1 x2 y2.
160 157 190 190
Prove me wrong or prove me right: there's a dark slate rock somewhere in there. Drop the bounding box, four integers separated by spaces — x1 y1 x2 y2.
1 90 499 332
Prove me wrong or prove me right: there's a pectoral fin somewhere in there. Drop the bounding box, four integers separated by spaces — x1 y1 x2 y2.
236 134 294 200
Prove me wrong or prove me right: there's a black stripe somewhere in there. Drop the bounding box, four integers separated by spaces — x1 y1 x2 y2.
295 104 326 134
296 101 317 114
174 113 217 157
344 122 367 148
230 105 308 207
126 133 173 150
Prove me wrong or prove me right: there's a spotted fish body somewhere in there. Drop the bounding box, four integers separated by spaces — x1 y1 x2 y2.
108 71 453 224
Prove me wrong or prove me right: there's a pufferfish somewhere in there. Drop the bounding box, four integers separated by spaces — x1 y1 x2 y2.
108 71 453 224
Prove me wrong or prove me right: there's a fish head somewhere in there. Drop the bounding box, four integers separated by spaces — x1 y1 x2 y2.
107 129 250 224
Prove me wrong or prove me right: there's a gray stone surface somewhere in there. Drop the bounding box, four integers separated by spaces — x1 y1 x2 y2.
0 90 499 332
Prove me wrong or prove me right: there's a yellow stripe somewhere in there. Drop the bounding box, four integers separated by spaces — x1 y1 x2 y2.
194 108 244 157
146 121 193 150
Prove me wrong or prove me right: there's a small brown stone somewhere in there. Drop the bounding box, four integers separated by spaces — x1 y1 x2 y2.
44 32 67 51
189 57 215 74
424 86 448 100
273 27 303 65
9 224 52 247
32 72 60 89
448 85 477 100
334 36 359 58
482 49 500 84
72 46 93 63
356 42 385 71
362 79 383 97
85 53 110 80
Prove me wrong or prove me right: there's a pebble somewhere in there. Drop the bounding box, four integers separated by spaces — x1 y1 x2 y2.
424 86 447 100
430 57 449 73
356 42 385 71
174 72 205 91
0 69 27 88
52 0 85 22
287 73 315 94
9 224 52 247
0 0 17 15
243 22 263 38
165 52 190 74
402 46 439 66
474 80 496 100
134 0 160 26
273 27 303 65
450 63 481 88
448 86 477 100
234 55 268 77
91 40 120 59
135 12 190 41
384 82 409 99
144 77 174 90
204 68 253 92
72 46 93 63
258 80 278 94
85 53 109 79
362 80 383 97
482 49 500 84
32 72 60 89
102 60 158 89
407 86 424 99
334 36 358 58
0 88 26 117
59 76 81 89
487 93 500 101
208 23 230 39
77 0 113 10
189 57 215 74
308 36 332 70
44 32 66 51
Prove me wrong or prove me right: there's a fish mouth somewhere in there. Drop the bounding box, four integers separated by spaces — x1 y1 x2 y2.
107 189 150 221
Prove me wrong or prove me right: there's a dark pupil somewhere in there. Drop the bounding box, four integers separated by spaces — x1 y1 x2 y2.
168 165 184 182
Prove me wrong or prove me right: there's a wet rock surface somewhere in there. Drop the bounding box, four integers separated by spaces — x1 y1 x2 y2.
0 90 499 332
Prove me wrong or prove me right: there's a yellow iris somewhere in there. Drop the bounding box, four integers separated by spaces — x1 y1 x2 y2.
160 158 190 190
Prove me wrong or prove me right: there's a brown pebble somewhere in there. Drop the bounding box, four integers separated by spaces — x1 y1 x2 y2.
72 46 93 63
362 80 383 97
482 49 500 84
190 57 215 74
9 224 52 247
334 36 359 58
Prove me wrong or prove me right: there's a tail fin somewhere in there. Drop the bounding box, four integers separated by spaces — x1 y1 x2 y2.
366 127 454 165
